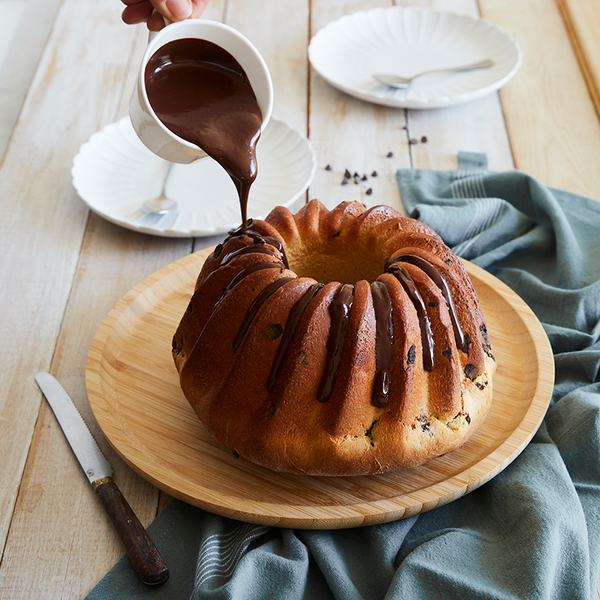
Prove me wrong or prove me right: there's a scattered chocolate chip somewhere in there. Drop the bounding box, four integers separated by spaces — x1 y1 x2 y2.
366 188 373 195
421 136 428 143
387 151 394 158
371 170 378 177
213 243 223 258
465 414 471 424
442 348 452 360
354 174 360 184
409 138 418 145
325 164 332 170
464 363 479 381
407 345 416 365
475 382 485 390
461 335 472 354
344 169 351 179
361 174 368 181
361 202 367 208
341 178 348 185
421 422 431 433
353 172 359 178
232 450 240 459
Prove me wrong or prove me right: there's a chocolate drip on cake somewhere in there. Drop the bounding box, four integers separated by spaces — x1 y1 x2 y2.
217 244 281 268
267 283 324 391
318 284 354 402
370 281 394 407
225 226 289 269
386 265 435 371
385 254 464 348
233 277 295 352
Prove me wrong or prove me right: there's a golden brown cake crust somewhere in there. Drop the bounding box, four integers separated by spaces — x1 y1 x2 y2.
172 200 497 476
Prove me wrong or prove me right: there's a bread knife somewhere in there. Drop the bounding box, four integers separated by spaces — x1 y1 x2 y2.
34 372 169 586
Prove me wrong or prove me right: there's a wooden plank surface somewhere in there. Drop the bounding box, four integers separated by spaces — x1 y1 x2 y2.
479 0 600 200
0 0 599 597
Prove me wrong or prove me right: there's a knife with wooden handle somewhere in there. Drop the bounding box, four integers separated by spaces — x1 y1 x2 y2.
34 372 169 586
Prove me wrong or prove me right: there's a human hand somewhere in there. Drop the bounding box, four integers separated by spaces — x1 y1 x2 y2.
121 0 211 31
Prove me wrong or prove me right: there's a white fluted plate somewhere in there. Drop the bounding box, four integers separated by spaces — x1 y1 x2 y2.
308 7 522 109
71 116 317 237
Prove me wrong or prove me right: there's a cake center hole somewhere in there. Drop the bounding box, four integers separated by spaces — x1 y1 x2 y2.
288 246 385 284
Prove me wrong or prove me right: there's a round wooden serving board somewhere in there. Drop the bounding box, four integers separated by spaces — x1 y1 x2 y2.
86 248 554 529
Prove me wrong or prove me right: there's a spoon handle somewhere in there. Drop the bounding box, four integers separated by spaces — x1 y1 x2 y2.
414 58 494 78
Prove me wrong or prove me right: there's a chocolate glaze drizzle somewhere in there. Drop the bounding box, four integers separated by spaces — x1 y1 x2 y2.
206 231 470 407
385 254 465 349
387 264 435 372
370 281 394 407
318 284 354 402
266 283 324 391
233 277 294 352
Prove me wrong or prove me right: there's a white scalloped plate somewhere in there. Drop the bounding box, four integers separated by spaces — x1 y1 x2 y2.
71 116 317 237
308 7 522 109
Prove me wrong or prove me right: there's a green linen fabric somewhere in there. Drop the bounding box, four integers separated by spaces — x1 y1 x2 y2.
86 152 600 600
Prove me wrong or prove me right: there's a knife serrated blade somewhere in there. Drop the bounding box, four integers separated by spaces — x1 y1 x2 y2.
34 372 112 483
35 372 169 586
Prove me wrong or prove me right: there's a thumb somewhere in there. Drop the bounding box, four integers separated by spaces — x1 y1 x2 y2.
152 0 192 21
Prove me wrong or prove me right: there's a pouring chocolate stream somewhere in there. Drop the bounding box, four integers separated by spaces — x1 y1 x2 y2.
145 38 263 228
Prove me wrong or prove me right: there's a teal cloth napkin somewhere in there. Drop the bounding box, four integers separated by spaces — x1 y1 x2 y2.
86 152 600 600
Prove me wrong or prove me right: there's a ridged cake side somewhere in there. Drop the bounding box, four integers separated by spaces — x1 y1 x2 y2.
172 200 496 475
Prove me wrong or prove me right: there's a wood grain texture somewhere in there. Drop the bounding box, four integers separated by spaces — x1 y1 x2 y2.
479 0 600 199
85 249 554 529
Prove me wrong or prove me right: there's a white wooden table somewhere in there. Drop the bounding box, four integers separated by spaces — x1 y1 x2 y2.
1 0 599 597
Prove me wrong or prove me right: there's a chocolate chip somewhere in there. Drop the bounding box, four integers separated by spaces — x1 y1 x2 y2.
344 169 351 179
232 450 240 459
341 178 348 185
387 151 394 158
462 335 472 354
421 422 431 433
361 174 368 181
442 348 452 360
465 414 471 424
421 136 428 143
366 188 373 195
298 350 309 366
371 171 378 177
354 174 360 184
407 345 416 365
464 363 479 381
267 323 283 341
213 243 223 258
479 324 491 345
325 164 332 170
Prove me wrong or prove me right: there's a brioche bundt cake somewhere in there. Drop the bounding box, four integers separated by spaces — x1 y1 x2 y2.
172 200 496 476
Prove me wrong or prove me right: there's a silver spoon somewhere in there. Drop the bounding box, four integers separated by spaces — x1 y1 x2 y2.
373 59 494 89
141 162 177 215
